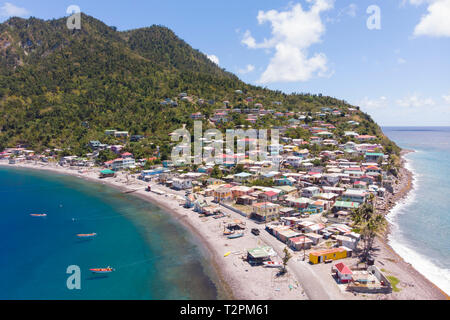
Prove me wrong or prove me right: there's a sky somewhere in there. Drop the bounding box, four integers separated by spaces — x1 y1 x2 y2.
0 0 449 126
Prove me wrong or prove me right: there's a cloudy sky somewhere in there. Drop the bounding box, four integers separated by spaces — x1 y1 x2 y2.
1 0 449 126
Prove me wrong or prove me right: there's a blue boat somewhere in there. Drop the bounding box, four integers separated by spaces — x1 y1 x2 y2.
227 232 244 239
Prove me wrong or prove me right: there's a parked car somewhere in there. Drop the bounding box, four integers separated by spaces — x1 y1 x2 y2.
251 228 260 236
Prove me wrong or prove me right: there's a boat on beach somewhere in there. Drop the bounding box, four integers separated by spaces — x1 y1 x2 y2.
263 261 282 268
30 213 47 217
77 233 97 238
227 232 244 239
89 266 114 274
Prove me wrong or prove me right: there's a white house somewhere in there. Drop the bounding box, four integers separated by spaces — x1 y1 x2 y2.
172 178 193 190
111 158 135 170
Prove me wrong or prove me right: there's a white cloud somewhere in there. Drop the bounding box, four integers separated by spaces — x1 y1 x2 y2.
241 0 334 83
443 94 450 104
413 0 450 37
397 57 407 64
238 64 255 74
358 96 388 109
206 54 219 65
342 3 357 17
396 93 435 107
0 2 29 18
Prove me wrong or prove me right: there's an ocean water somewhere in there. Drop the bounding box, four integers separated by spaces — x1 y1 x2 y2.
0 167 224 300
383 127 450 295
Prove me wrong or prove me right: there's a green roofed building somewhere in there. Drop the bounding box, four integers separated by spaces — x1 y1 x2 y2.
99 169 115 178
333 200 360 212
247 246 276 265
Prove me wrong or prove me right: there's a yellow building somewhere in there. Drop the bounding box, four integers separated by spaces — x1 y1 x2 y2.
214 186 232 203
309 247 347 264
252 202 280 222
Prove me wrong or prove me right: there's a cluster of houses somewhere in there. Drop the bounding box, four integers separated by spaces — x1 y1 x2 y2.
2 90 395 295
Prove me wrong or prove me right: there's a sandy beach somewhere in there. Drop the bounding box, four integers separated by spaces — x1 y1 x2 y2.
1 155 448 300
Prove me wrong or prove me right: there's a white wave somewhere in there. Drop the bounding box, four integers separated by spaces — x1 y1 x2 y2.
387 151 450 295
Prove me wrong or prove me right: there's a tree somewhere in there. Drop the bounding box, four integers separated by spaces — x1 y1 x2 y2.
210 164 223 179
351 194 387 262
281 246 292 274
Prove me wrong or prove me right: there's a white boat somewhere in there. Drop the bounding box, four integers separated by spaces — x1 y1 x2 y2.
263 261 282 268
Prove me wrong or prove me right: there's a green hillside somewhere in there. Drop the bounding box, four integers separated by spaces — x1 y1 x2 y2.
0 14 399 157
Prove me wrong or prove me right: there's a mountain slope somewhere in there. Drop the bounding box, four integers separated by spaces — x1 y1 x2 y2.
0 14 398 158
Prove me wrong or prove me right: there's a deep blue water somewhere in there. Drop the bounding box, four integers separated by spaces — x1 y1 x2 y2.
383 126 450 294
0 167 222 300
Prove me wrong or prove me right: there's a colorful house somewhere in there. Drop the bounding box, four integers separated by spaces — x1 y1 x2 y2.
252 202 280 222
309 247 348 264
213 186 232 203
334 262 353 283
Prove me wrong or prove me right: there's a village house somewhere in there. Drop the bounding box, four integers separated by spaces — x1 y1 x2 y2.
365 152 384 162
309 247 348 264
213 185 233 203
341 189 368 203
172 178 193 190
333 262 353 283
231 185 254 199
288 236 313 251
301 186 321 198
252 202 280 222
233 172 253 183
111 157 135 171
333 200 360 212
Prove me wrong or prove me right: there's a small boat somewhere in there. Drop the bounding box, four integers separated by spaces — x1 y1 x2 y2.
224 252 231 257
77 233 97 238
227 232 244 239
89 266 114 274
223 230 234 236
263 261 282 268
30 213 47 217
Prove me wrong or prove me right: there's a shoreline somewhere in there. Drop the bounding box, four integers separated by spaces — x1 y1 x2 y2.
374 149 449 299
0 161 307 300
1 157 448 300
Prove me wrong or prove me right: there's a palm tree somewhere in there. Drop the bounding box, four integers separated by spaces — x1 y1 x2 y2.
351 194 387 262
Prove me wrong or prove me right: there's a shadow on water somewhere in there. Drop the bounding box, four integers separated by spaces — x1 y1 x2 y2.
86 275 110 281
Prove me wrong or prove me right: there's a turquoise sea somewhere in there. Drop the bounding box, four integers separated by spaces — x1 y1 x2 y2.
383 127 450 295
0 167 224 299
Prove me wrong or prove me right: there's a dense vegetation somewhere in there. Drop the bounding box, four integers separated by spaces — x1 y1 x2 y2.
0 14 399 157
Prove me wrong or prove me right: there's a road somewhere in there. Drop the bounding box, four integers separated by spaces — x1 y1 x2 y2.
218 204 347 300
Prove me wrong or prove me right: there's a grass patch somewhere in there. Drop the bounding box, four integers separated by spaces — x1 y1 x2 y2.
387 276 401 292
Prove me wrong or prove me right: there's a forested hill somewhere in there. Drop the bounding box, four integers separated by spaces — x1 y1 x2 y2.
0 14 397 156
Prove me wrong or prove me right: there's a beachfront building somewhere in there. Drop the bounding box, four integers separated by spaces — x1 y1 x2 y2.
213 186 232 203
111 157 135 170
246 246 276 265
251 202 280 222
333 262 353 283
309 247 348 264
99 169 115 178
172 178 193 190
